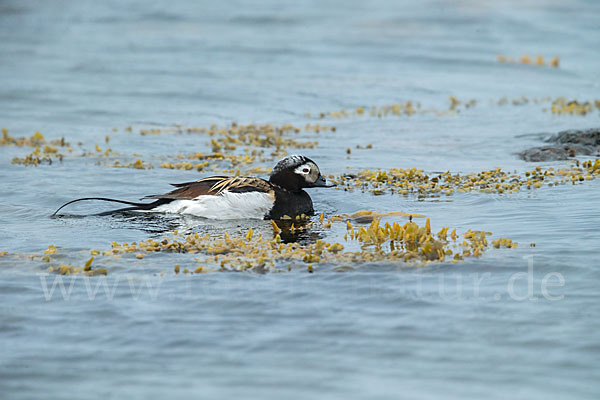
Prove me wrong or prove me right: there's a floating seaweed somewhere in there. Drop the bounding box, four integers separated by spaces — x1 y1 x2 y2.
334 160 600 197
549 98 598 116
307 95 599 122
109 159 153 169
45 255 107 276
306 101 421 120
4 130 70 166
497 54 559 67
42 214 517 275
1 129 69 148
100 123 321 172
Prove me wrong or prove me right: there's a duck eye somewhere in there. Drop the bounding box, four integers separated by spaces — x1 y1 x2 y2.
302 168 309 173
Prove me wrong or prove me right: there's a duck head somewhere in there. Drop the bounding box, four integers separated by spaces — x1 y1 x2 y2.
269 155 335 192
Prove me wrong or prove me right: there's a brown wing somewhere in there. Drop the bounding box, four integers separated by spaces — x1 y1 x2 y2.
142 176 273 200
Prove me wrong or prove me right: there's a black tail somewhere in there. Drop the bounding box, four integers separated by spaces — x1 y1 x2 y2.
51 197 171 217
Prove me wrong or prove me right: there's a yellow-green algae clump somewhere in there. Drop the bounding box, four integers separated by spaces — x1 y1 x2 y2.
307 96 600 120
42 249 107 276
497 54 560 67
2 129 70 166
157 151 271 175
334 160 600 197
136 123 322 155
102 123 323 172
549 98 600 116
64 213 518 274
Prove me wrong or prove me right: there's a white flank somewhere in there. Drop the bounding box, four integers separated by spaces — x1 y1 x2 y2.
151 190 274 219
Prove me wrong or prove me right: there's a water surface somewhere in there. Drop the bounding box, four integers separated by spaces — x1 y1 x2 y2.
1 1 600 399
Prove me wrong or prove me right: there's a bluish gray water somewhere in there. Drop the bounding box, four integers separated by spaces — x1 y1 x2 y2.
1 0 600 399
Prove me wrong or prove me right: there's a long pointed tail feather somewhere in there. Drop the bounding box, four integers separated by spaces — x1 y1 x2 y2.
52 197 169 217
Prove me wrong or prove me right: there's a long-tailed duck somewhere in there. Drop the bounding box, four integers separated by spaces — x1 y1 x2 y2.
53 155 334 219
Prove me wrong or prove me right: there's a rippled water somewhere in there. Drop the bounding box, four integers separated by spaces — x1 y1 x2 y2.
1 1 600 399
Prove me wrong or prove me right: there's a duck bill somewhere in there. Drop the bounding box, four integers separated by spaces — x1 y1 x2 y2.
312 175 336 188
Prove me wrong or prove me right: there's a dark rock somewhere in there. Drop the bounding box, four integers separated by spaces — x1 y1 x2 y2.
548 128 600 146
518 128 600 161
